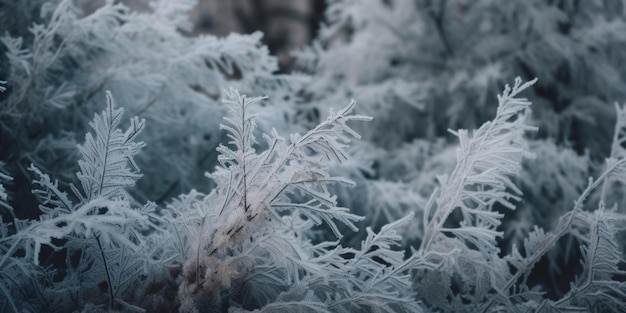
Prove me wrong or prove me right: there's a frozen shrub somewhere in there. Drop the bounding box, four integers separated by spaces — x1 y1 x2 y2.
0 0 306 208
1 0 626 311
0 92 163 311
296 1 626 279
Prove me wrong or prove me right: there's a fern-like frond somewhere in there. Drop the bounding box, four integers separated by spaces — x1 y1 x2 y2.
538 207 626 312
284 213 435 313
210 88 369 252
23 91 151 260
77 90 146 202
421 77 537 254
0 91 161 312
30 165 74 217
485 142 626 312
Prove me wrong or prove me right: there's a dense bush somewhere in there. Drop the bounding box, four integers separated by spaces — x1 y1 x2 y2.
297 0 626 292
1 0 626 312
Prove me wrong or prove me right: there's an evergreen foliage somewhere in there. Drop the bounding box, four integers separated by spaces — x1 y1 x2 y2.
1 0 626 312
0 0 305 207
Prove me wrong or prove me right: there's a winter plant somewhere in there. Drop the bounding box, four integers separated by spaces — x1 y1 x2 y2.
2 0 626 312
296 0 626 288
0 0 305 208
2 72 626 311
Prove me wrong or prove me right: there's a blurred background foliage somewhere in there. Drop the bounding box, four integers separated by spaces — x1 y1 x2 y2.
77 0 324 70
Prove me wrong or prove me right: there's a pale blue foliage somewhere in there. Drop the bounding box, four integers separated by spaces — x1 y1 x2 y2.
2 1 626 312
297 0 626 253
0 0 306 204
168 89 376 311
421 78 537 255
76 91 145 202
302 0 626 146
1 74 625 313
540 208 626 311
411 78 626 312
0 91 162 311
